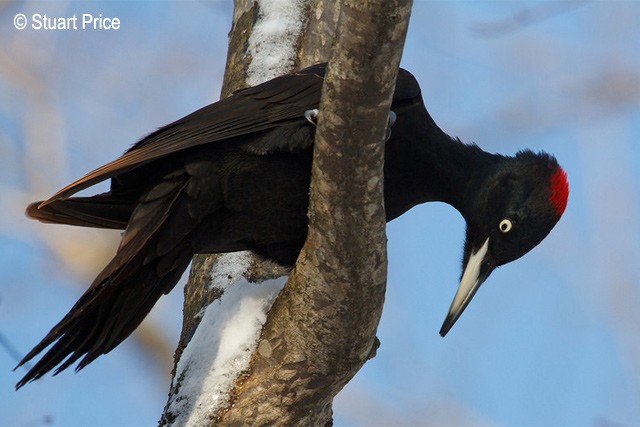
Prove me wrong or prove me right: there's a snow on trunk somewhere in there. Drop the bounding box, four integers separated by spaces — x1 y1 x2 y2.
165 2 307 424
165 252 286 426
246 0 307 85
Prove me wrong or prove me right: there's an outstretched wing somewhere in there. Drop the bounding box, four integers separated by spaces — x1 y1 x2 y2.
42 63 328 205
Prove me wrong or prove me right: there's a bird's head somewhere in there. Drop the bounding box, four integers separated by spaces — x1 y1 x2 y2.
440 150 569 336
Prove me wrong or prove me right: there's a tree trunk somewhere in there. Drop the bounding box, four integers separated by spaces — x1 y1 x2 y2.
161 0 412 425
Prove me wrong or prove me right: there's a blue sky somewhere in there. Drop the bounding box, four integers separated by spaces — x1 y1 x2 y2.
1 1 639 426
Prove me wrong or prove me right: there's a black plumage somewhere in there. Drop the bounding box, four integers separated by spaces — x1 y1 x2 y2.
16 63 568 388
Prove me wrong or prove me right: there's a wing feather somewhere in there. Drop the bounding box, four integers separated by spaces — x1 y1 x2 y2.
42 64 327 206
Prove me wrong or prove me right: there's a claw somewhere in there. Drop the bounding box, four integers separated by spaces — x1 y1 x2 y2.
304 109 319 125
385 110 397 141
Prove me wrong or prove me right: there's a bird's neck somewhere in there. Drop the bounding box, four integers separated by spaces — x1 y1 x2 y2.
384 109 497 220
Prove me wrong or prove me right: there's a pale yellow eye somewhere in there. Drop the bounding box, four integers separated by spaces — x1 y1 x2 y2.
499 219 513 233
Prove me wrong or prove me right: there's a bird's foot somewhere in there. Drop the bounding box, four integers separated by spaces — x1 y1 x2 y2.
304 109 319 125
385 110 397 141
305 108 395 142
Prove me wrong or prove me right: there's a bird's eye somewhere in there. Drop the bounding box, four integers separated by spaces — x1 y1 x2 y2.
499 219 513 233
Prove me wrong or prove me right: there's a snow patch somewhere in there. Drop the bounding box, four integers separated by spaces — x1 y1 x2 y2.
165 252 287 426
205 251 251 291
246 0 306 86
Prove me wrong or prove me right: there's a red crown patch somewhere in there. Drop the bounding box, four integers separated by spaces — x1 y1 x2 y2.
549 166 568 215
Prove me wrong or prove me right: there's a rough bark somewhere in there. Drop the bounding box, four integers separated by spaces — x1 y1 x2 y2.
162 0 412 425
221 0 258 96
217 0 413 425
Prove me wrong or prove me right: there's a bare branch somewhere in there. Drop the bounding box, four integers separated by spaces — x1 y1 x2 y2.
162 1 412 424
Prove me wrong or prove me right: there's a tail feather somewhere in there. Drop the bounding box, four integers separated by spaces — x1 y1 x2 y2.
26 193 134 229
15 234 194 388
16 173 198 389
